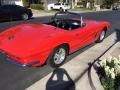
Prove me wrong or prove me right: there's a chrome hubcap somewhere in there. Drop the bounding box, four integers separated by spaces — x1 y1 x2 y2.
54 48 66 64
100 31 105 40
23 14 28 20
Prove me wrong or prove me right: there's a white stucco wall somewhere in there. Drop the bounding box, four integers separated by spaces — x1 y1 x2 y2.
1 0 23 6
15 1 23 6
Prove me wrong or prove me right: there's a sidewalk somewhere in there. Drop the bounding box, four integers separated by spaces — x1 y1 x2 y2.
32 8 111 17
26 30 119 90
32 10 56 17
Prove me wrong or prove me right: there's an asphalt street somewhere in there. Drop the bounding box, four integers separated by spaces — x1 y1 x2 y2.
0 11 119 90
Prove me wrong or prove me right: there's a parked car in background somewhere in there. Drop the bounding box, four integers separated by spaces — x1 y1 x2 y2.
100 4 111 9
0 5 33 22
112 3 120 10
48 2 70 11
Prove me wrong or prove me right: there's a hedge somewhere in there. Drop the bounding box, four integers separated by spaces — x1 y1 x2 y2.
22 0 29 7
30 4 44 10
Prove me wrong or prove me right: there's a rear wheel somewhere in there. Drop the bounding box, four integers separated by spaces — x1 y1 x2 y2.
60 7 63 11
22 13 29 20
48 46 68 68
96 30 106 43
51 7 53 10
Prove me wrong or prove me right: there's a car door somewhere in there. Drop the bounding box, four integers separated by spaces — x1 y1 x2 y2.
0 5 11 22
77 24 99 47
9 5 23 20
68 29 84 52
68 24 98 51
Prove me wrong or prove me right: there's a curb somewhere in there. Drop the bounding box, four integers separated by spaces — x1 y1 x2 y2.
32 9 111 18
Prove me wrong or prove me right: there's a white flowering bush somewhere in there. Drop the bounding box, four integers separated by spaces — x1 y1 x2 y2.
98 55 120 90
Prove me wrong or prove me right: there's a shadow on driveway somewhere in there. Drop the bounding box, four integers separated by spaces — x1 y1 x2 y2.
46 68 75 90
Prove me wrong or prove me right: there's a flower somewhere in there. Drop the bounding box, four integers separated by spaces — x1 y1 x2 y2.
99 59 106 67
111 68 115 72
109 68 115 79
99 56 120 78
113 57 120 65
105 67 115 79
105 66 110 76
110 71 115 79
114 64 120 75
106 56 112 63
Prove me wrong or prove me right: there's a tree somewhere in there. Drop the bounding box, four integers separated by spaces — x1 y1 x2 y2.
102 0 119 9
22 0 29 7
44 0 47 10
70 0 75 9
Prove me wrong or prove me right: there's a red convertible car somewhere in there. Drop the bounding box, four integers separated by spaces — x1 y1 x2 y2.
0 12 110 67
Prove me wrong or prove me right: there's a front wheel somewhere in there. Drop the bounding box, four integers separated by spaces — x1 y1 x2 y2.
96 30 106 43
22 13 29 20
48 46 68 68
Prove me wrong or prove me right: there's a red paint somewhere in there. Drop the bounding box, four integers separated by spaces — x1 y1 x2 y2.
0 20 110 67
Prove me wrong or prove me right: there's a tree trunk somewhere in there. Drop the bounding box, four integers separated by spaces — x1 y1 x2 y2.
70 0 74 9
44 0 48 10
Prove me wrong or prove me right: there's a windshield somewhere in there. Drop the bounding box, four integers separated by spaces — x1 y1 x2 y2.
53 12 82 20
48 12 84 30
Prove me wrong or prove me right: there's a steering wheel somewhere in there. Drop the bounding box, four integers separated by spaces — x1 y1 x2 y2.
53 18 62 27
61 20 66 28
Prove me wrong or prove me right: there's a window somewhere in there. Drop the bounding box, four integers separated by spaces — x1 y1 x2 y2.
65 3 69 5
55 3 61 5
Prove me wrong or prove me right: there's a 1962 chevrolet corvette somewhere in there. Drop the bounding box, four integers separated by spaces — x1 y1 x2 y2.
0 12 110 68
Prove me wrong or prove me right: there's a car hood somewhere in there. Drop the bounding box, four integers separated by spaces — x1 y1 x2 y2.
0 23 61 58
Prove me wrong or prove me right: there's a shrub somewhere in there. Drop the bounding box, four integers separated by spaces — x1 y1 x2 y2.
98 55 120 90
22 0 29 7
30 4 44 10
77 2 83 5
